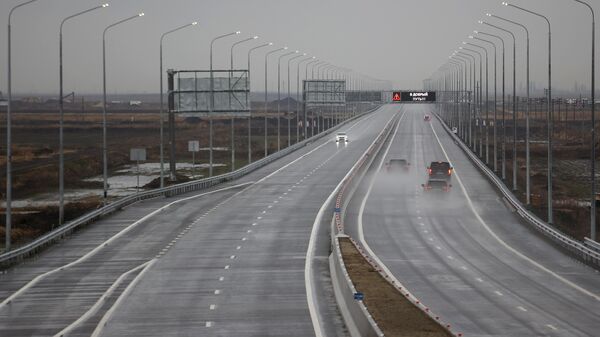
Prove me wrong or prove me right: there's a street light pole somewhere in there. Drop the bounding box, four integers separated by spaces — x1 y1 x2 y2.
461 46 483 157
210 31 240 177
305 58 318 138
573 0 596 240
6 0 39 252
476 30 505 174
453 55 470 141
314 62 329 133
230 35 258 171
247 42 272 165
288 53 305 146
277 50 297 151
160 22 198 187
466 42 489 164
471 35 498 170
103 13 144 204
58 4 109 227
489 13 531 204
458 51 476 148
481 20 516 188
504 1 553 223
296 56 312 142
264 47 287 157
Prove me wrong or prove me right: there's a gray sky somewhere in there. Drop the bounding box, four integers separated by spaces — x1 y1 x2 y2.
0 0 598 95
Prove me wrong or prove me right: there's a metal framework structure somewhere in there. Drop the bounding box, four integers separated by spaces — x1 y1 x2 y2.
303 80 346 107
169 69 250 117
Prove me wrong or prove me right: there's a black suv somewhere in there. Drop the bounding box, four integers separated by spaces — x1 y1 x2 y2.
427 161 453 181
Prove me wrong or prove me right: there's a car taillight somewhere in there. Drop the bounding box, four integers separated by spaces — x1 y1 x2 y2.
428 168 432 175
448 169 452 175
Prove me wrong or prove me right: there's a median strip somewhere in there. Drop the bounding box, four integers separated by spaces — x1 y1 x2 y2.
340 237 453 337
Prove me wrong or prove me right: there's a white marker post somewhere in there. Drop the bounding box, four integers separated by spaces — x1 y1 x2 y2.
130 148 146 193
188 140 200 179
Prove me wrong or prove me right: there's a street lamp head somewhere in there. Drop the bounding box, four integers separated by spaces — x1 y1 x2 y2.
192 21 198 25
468 35 474 39
294 50 299 53
462 41 467 44
235 31 241 34
302 53 307 56
312 56 316 59
501 2 509 6
486 13 492 17
283 46 288 50
459 46 464 49
102 4 109 8
253 36 259 39
138 12 145 17
478 20 484 24
473 30 479 34
268 42 273 45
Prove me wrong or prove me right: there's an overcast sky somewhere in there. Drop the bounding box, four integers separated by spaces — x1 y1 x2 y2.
0 0 598 96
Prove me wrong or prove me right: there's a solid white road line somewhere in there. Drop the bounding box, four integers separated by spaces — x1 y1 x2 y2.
90 259 156 337
429 120 600 302
52 260 151 337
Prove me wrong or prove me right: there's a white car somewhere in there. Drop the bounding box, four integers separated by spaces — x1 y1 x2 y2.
335 132 348 143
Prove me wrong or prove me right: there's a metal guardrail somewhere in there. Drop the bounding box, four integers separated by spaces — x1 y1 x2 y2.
435 114 600 267
584 238 600 254
330 234 384 337
0 106 380 267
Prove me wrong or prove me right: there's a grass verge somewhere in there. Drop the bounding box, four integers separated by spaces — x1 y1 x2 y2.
340 237 454 337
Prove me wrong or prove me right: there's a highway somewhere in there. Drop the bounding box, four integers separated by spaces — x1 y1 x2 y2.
344 104 600 337
0 105 397 337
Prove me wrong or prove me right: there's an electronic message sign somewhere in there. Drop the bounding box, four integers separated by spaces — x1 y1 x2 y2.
391 91 436 102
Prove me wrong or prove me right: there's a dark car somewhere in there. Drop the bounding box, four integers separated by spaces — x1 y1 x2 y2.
428 161 453 181
386 159 410 172
424 114 431 121
422 179 452 192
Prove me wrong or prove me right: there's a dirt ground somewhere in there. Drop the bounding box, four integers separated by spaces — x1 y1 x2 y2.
462 103 599 241
340 238 453 337
0 103 368 249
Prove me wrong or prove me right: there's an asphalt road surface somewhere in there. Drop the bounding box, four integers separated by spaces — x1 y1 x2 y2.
0 104 398 337
344 104 600 337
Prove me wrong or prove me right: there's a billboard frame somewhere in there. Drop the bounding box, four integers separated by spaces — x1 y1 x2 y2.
168 69 250 117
